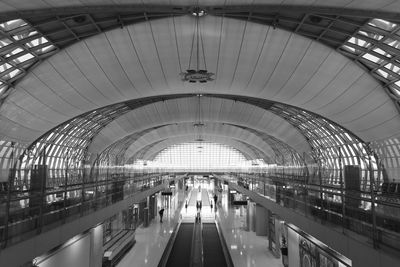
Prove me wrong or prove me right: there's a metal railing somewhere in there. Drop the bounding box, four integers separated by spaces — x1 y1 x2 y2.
0 173 166 248
222 172 400 254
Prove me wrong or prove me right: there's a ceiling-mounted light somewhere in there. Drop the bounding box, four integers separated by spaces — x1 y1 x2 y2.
193 122 205 127
194 95 205 141
180 7 214 83
191 7 206 17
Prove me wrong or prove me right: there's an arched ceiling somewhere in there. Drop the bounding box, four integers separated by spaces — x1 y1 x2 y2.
99 120 304 164
0 14 399 149
128 136 271 163
0 3 399 170
89 96 309 156
121 122 277 159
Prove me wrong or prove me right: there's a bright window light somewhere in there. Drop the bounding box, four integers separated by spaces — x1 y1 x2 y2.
153 142 247 169
0 19 27 31
368 18 397 31
0 18 56 86
341 18 400 91
135 142 268 171
362 53 382 63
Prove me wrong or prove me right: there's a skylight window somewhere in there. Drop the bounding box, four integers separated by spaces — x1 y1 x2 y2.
340 18 400 103
359 30 384 41
376 69 390 79
384 63 400 73
368 18 397 32
14 53 34 63
5 47 23 57
0 38 11 48
8 69 22 79
0 18 56 99
362 53 382 63
372 47 392 57
153 142 250 170
0 19 27 31
348 37 371 48
384 38 400 49
0 63 12 73
26 37 49 48
12 30 38 41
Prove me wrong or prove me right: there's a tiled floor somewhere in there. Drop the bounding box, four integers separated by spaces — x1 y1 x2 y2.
217 202 283 267
117 187 283 267
116 190 185 267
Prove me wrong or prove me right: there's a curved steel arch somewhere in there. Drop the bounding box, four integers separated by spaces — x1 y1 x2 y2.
126 135 271 164
96 121 305 166
10 93 381 189
120 122 277 160
0 5 399 110
97 123 284 165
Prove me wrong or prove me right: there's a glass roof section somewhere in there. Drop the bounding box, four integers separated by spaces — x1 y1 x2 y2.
339 18 400 100
0 18 57 100
149 142 262 171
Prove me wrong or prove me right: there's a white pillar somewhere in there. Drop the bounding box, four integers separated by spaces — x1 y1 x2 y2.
255 204 268 236
89 225 103 267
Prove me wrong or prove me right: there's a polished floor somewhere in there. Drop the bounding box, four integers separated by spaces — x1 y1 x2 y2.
117 185 283 267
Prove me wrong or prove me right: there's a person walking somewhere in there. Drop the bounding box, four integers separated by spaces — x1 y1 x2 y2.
159 208 165 223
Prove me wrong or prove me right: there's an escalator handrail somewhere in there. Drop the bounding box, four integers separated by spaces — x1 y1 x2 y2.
190 218 204 267
158 220 182 267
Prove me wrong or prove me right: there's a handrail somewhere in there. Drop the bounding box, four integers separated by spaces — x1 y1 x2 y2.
157 220 182 267
190 218 204 267
157 197 186 267
216 173 400 252
0 174 177 249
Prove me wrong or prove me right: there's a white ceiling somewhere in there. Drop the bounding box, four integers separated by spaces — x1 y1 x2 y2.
134 136 274 162
0 14 399 150
122 122 277 160
89 96 309 156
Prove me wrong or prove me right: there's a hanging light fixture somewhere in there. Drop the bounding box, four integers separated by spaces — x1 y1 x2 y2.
194 94 205 142
180 7 214 83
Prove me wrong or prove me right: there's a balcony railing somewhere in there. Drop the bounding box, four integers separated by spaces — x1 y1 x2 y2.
223 172 400 254
0 173 166 248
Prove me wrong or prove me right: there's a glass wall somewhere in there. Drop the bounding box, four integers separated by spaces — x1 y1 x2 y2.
153 142 250 170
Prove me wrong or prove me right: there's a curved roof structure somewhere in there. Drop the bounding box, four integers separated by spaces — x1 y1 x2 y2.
2 3 400 266
0 1 399 181
2 15 399 143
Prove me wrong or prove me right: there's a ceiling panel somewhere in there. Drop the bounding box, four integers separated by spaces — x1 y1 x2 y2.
0 15 397 146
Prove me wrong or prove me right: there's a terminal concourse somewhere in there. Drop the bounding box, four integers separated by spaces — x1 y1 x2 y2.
0 1 399 267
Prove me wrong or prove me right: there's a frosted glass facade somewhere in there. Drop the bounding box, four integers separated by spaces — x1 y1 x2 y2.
153 142 249 169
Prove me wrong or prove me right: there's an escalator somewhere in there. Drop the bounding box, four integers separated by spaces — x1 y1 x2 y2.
159 220 233 267
164 223 194 267
202 223 229 267
159 189 232 267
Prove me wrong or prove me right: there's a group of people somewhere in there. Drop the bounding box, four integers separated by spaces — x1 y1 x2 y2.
158 190 221 223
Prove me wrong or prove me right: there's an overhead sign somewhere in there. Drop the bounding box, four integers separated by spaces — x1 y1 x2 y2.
233 200 247 205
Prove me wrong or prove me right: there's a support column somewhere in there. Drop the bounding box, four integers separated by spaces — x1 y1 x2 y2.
246 201 256 232
89 225 103 267
149 194 155 221
245 201 250 231
255 204 268 236
143 196 150 227
267 209 272 250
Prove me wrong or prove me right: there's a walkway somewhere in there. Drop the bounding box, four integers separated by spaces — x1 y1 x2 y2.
117 186 283 267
